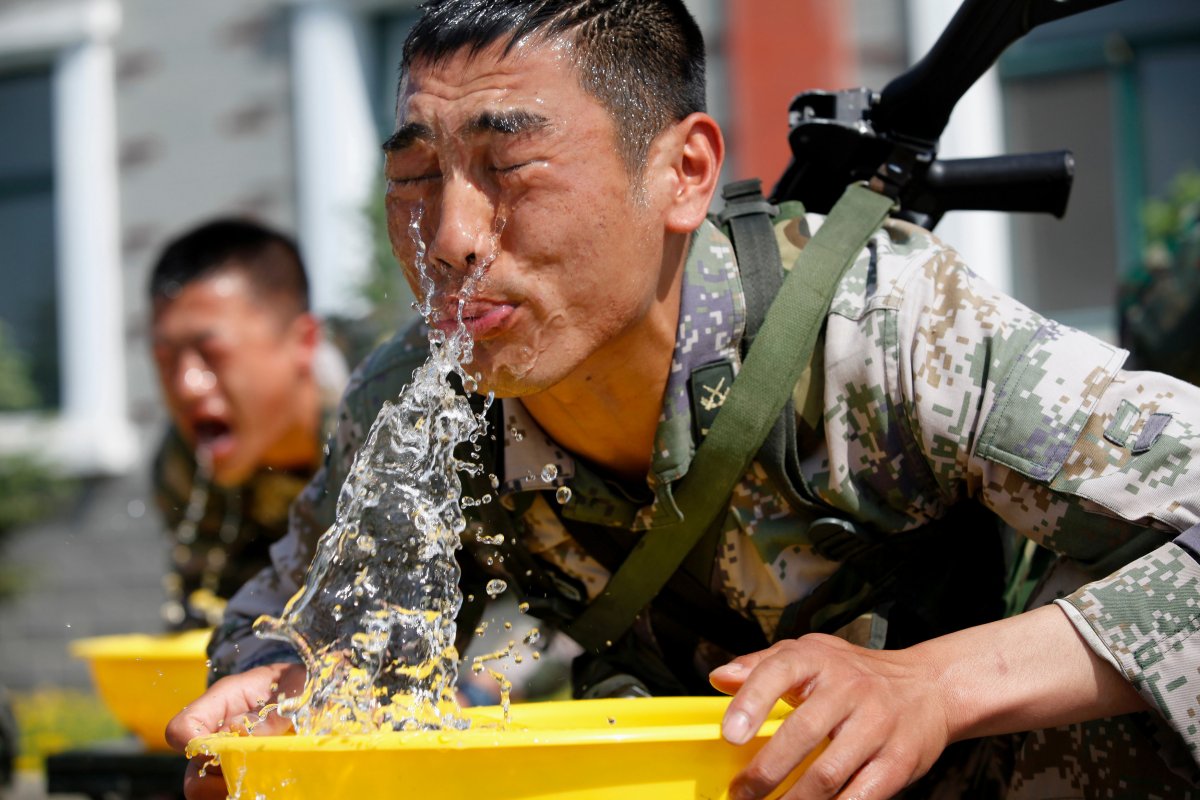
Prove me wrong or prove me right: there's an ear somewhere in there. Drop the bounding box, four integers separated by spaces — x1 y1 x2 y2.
288 311 321 372
659 112 724 234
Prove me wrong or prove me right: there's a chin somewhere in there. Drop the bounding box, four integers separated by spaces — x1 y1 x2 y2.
475 360 554 399
210 460 252 488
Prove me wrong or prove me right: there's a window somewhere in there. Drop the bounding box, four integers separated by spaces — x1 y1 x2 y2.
0 0 135 473
0 67 59 409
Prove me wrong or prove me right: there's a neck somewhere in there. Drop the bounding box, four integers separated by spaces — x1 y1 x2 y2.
262 378 323 473
520 236 687 482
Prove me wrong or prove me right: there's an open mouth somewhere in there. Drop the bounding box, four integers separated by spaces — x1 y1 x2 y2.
192 418 235 462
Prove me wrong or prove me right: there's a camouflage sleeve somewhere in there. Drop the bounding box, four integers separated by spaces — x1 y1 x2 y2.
207 323 432 680
1059 538 1200 764
207 426 348 679
152 426 194 532
860 221 1200 759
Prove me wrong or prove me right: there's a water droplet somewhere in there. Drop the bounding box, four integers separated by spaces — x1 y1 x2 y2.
503 621 512 630
532 651 541 661
540 464 558 482
508 425 525 442
486 579 508 598
478 533 505 546
607 717 617 725
462 375 478 394
489 474 499 489
555 486 573 505
523 628 540 645
517 602 530 614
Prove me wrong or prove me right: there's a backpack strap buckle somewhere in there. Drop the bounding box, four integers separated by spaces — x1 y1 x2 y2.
718 178 779 225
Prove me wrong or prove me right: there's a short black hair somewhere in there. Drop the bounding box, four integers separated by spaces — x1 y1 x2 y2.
401 0 706 174
148 218 310 316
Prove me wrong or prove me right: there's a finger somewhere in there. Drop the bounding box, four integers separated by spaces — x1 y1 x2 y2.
729 684 846 799
721 648 814 745
183 756 229 800
779 716 884 800
829 756 913 800
710 647 779 694
710 657 772 694
166 687 234 751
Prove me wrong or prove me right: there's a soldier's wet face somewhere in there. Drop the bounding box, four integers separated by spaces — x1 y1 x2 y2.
384 38 680 398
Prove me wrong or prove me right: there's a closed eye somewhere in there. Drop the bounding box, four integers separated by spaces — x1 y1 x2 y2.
387 173 441 188
493 161 532 175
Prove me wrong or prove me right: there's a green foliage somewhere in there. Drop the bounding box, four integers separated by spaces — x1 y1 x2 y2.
0 323 74 601
10 688 124 771
0 455 72 536
0 323 38 412
1140 167 1200 273
1119 167 1200 383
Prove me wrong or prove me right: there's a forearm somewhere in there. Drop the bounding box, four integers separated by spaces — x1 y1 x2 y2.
920 603 1146 743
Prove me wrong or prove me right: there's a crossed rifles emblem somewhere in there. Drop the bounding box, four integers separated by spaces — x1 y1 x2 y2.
699 376 730 412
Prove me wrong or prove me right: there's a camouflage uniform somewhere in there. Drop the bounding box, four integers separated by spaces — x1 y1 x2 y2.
154 405 337 630
212 211 1200 795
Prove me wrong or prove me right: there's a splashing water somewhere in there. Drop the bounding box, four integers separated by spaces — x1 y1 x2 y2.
253 208 497 734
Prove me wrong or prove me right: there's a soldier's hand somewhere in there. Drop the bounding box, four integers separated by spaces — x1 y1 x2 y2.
709 634 948 800
166 662 306 800
708 605 1151 799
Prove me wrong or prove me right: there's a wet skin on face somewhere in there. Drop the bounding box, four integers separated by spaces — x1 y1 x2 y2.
384 38 680 400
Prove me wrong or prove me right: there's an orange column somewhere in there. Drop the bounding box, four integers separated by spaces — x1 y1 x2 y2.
724 0 855 183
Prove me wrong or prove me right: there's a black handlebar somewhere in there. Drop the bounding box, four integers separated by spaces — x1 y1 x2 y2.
770 0 1124 228
874 0 1119 146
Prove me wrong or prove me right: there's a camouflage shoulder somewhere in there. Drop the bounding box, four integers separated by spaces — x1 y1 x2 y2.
772 199 812 268
342 318 432 415
785 209 943 321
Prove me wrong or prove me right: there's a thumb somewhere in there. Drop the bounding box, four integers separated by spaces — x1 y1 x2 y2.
231 705 294 737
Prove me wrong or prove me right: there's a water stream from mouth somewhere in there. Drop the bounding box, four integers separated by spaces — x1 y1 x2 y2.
252 209 499 734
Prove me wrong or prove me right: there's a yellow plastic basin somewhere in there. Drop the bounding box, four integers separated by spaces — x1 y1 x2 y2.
194 696 818 799
70 629 211 750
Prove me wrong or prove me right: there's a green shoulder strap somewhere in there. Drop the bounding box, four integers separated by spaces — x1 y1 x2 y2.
563 183 895 653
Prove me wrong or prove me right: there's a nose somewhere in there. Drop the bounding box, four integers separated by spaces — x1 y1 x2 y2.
169 350 216 404
426 175 498 276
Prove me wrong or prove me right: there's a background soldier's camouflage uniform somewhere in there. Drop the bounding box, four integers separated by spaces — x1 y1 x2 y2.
154 402 337 630
211 209 1200 796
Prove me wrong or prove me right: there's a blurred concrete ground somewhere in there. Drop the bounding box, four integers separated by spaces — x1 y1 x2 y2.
3 771 86 800
0 469 165 691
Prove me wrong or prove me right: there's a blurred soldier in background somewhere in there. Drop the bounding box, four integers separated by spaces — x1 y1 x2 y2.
148 219 347 629
1120 169 1200 382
